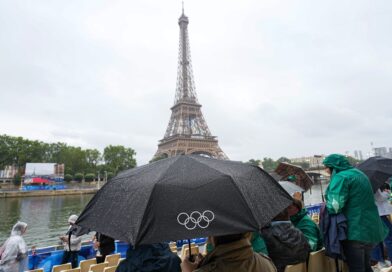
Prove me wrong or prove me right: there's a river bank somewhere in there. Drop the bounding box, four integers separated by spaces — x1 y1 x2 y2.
0 188 98 198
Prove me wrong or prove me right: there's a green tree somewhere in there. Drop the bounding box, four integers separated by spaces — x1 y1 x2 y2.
149 154 167 163
12 174 22 187
0 134 138 178
247 159 261 166
262 157 278 172
277 157 291 163
74 173 84 182
346 156 362 166
103 145 137 174
84 173 95 182
107 172 114 180
85 149 101 173
64 174 73 182
58 146 88 175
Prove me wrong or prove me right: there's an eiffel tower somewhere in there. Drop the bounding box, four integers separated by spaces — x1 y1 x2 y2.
153 8 227 160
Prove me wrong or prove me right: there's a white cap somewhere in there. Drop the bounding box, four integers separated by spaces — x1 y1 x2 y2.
68 214 78 224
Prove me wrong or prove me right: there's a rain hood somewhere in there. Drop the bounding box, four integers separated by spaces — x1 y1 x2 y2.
323 154 353 172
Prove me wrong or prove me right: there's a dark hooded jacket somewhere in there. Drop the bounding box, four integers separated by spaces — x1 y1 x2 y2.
260 221 310 272
115 243 181 272
95 233 115 256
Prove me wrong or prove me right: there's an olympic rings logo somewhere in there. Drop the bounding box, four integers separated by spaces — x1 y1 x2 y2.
177 210 215 230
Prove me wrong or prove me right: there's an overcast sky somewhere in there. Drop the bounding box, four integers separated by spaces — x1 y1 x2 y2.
1 0 391 165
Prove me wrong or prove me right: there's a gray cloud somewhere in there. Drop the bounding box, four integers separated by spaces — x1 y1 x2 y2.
0 0 391 165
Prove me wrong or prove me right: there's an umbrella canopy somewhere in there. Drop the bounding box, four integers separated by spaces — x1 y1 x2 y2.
75 155 292 246
357 156 392 192
278 181 305 196
274 162 313 191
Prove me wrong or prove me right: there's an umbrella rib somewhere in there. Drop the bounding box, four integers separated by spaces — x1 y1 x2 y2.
247 165 275 228
226 167 260 230
190 156 238 176
132 182 159 245
132 155 183 242
193 157 267 229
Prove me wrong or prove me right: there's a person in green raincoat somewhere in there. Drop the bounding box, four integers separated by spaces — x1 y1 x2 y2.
287 199 323 252
323 154 387 272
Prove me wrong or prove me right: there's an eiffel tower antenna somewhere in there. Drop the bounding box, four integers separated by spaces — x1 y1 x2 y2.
153 9 227 160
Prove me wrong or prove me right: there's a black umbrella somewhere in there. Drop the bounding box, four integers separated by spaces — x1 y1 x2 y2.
75 155 292 246
357 156 392 192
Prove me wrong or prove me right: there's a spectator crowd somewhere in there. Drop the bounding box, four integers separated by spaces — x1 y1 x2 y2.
1 154 391 272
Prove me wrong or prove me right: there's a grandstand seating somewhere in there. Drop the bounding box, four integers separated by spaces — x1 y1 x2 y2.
169 241 177 253
79 258 97 272
62 269 81 272
308 248 330 272
103 266 117 272
284 262 307 272
52 263 72 272
104 253 121 267
180 243 199 260
88 262 108 272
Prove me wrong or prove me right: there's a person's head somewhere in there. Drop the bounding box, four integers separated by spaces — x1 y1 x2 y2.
323 154 353 174
68 214 78 225
380 182 391 192
272 208 289 221
287 199 303 217
11 221 28 236
211 233 245 247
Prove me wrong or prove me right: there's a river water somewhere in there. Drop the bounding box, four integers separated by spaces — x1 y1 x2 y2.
0 194 93 248
303 183 326 206
0 184 327 249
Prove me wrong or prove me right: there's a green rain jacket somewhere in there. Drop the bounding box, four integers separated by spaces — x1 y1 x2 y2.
251 232 268 255
323 154 387 243
290 208 323 252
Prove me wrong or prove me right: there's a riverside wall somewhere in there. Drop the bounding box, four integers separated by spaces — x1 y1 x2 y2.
0 188 98 198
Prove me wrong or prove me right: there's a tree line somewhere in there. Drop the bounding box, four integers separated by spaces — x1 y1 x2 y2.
0 134 137 182
247 156 362 172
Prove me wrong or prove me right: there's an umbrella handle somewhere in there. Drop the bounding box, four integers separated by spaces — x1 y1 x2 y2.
188 239 194 261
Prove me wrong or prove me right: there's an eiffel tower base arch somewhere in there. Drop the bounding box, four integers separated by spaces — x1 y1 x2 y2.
154 137 226 160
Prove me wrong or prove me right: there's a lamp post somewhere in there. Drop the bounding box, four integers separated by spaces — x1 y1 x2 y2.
97 171 100 189
305 159 312 195
314 155 325 202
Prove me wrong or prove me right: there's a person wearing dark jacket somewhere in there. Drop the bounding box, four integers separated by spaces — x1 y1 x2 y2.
260 209 310 272
115 243 181 272
319 203 347 261
93 233 115 263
